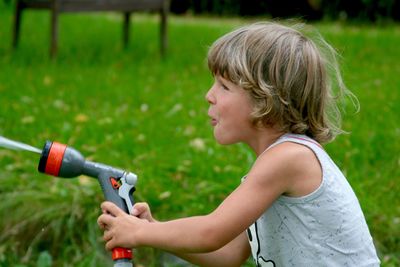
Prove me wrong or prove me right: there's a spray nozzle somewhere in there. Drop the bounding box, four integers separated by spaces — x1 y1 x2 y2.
38 141 84 178
37 140 136 266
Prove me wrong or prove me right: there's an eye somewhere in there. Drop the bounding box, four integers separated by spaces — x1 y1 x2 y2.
215 77 231 91
220 82 230 91
221 84 229 90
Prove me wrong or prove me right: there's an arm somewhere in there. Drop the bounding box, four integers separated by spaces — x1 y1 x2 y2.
98 176 283 254
172 231 251 267
98 143 317 256
128 202 251 267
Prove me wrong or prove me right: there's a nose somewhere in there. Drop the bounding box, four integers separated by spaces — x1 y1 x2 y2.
205 85 216 104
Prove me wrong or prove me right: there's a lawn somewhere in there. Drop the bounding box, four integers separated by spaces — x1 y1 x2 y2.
0 3 399 266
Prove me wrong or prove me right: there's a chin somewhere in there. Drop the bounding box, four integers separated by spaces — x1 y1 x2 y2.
214 134 237 145
216 140 231 145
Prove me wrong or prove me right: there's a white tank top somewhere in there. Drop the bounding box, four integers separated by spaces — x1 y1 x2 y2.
247 134 380 267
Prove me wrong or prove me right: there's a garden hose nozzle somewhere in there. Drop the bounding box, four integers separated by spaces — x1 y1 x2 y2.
38 141 137 267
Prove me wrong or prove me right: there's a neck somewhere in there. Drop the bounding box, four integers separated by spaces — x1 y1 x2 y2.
247 128 285 156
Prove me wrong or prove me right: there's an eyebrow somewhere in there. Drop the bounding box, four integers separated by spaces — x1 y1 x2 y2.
216 76 228 85
216 77 228 88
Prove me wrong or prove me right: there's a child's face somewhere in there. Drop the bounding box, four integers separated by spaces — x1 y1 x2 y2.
206 76 254 145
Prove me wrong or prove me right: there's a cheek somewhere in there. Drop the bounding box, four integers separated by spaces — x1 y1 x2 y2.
213 110 253 144
229 101 254 124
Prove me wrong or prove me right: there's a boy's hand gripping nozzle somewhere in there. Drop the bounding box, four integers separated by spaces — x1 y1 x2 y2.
38 141 137 267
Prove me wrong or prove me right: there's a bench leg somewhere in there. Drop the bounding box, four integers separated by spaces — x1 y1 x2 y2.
160 3 168 57
123 12 130 48
12 0 23 48
50 2 59 58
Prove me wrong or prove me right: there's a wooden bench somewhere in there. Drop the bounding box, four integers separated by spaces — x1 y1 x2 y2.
12 0 169 57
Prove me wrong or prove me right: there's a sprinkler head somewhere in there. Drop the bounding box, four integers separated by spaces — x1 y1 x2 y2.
38 141 67 176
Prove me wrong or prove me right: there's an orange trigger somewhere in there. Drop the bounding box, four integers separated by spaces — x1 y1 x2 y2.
110 178 120 189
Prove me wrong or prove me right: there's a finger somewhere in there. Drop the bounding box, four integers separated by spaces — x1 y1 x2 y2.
101 201 125 217
131 202 149 216
97 215 106 229
106 239 116 251
131 208 140 216
97 213 114 229
103 230 113 242
98 221 106 230
101 207 108 214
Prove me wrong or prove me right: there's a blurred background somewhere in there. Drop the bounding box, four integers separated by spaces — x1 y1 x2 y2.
0 0 399 266
169 0 400 21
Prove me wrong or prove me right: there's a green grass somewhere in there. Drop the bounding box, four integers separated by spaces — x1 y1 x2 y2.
0 3 399 266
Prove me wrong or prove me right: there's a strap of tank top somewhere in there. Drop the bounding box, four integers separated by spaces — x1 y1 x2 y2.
258 133 323 159
282 134 322 148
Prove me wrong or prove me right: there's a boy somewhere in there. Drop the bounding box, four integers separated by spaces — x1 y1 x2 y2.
98 22 380 266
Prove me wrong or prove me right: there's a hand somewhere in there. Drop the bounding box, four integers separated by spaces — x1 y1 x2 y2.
97 201 148 250
131 202 158 223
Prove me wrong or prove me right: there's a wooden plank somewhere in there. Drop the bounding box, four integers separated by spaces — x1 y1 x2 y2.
59 0 164 12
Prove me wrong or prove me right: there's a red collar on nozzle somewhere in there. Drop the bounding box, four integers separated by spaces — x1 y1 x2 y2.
112 247 133 261
38 141 67 177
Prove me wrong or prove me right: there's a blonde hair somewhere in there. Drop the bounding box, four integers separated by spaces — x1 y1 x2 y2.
207 22 357 144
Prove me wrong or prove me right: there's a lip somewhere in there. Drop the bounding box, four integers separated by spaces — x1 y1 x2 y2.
208 108 217 126
208 112 217 126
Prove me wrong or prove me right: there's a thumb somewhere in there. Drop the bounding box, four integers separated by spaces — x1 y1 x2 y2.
131 202 149 216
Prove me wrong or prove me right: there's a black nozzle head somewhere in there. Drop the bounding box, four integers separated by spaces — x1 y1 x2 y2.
38 140 52 173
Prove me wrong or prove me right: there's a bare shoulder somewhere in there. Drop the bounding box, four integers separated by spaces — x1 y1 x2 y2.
253 141 322 197
229 141 322 225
